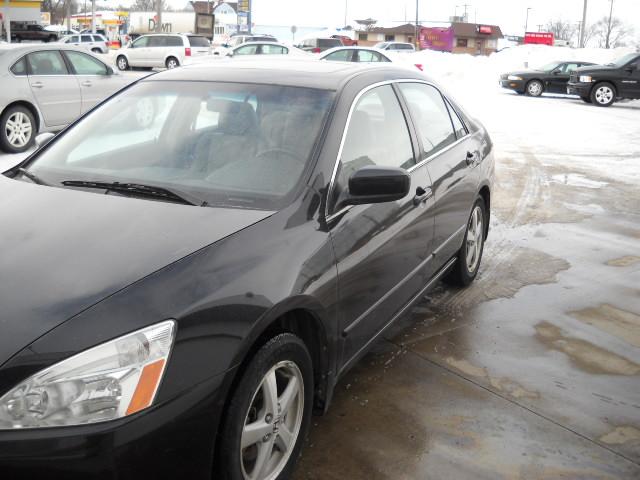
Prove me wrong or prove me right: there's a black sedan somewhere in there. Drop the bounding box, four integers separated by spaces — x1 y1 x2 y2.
500 60 596 96
0 59 494 479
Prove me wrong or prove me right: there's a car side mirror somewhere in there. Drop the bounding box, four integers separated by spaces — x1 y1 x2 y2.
222 43 230 48
106 66 114 75
343 166 410 207
552 69 561 75
35 132 55 149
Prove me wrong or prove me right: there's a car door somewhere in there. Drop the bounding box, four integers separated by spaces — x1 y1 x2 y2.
397 82 480 268
63 50 119 114
26 50 81 127
81 34 94 51
147 36 167 67
128 36 151 67
618 56 640 98
548 62 577 93
328 83 435 366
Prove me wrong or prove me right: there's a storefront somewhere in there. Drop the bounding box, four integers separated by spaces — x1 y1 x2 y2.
1 0 43 40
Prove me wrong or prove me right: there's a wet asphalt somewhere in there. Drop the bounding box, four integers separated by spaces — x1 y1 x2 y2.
292 91 640 479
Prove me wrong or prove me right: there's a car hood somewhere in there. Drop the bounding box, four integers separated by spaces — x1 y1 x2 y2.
0 175 274 366
505 70 544 77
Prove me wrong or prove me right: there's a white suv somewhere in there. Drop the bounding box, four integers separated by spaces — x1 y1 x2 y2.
116 33 212 70
60 34 109 54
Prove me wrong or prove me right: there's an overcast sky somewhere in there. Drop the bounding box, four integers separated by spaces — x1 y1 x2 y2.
249 0 640 35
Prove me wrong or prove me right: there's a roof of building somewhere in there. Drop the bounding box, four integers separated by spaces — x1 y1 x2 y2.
451 22 503 39
368 23 417 35
190 1 237 14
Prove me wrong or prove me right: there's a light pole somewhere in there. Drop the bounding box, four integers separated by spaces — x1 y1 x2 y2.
524 7 532 35
579 0 588 48
344 0 348 27
415 0 419 50
605 0 614 48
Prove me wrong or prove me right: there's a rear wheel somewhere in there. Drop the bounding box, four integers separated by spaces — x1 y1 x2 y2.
0 105 36 154
590 82 616 107
444 197 487 286
165 56 179 69
217 333 313 480
525 79 543 97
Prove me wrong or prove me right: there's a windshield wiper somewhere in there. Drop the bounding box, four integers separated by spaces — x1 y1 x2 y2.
61 180 208 206
18 168 51 186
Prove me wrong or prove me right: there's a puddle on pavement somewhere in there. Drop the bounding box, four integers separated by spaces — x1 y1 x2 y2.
606 256 640 267
445 357 540 400
599 426 640 446
570 304 640 348
535 322 640 376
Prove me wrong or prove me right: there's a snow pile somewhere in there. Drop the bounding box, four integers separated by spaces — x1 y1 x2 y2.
413 45 637 94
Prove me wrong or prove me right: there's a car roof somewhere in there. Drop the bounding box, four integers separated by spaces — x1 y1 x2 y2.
144 58 427 90
235 41 287 47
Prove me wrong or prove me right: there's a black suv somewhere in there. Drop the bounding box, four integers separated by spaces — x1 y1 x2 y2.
10 23 58 43
567 52 640 106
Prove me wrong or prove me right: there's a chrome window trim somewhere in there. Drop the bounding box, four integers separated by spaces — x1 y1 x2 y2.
324 78 470 221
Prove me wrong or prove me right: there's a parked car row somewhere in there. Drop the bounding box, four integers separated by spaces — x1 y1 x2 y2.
500 53 640 107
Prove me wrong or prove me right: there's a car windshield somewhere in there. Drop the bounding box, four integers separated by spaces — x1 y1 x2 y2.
539 61 561 71
25 81 335 210
606 52 638 67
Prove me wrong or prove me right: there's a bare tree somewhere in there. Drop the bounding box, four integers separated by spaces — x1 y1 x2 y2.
545 19 578 44
130 0 168 11
593 16 632 48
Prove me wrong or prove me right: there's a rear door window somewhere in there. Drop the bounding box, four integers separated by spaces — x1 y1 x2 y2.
148 36 167 47
166 36 184 47
27 51 69 75
235 45 258 55
261 44 287 55
81 35 93 43
356 50 384 62
324 50 352 62
399 83 458 158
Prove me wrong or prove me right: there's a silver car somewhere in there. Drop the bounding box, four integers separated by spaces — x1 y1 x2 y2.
0 45 134 153
59 34 110 54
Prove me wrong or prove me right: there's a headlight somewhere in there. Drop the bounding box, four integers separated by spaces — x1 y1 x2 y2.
507 75 523 81
0 320 175 429
579 75 593 83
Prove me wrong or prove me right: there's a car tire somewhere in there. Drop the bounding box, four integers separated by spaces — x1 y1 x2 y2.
444 196 487 287
217 333 313 480
590 82 616 107
116 55 129 71
165 56 179 69
0 105 36 154
525 79 543 97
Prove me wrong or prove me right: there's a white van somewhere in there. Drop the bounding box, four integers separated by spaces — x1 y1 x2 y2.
115 33 212 70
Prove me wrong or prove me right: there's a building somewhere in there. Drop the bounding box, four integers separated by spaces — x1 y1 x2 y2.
420 22 503 55
356 23 418 47
1 0 43 40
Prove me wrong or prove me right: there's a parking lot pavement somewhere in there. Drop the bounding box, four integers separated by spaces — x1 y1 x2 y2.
293 91 640 478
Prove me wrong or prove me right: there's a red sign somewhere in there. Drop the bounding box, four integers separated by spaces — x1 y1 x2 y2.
478 25 492 34
524 32 554 46
419 27 454 52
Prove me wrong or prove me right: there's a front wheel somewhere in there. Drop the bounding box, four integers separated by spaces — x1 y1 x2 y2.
116 55 129 71
525 79 543 97
217 333 313 480
444 197 487 286
590 82 616 107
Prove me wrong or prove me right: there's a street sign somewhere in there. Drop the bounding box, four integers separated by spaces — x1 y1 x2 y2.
291 25 297 35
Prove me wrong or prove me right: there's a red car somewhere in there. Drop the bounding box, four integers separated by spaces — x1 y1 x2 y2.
332 34 358 46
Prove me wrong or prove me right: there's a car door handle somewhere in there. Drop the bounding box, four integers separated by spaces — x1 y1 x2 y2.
466 151 479 166
81 81 92 87
413 186 433 206
31 82 44 88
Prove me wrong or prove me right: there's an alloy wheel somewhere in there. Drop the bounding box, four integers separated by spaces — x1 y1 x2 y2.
167 58 178 69
527 81 542 96
465 205 484 273
594 86 613 105
240 361 304 480
5 111 32 148
117 56 128 70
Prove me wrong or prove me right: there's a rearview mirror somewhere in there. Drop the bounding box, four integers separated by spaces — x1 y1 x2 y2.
343 166 410 207
35 132 55 149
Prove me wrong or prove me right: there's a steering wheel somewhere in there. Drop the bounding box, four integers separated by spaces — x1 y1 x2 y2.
254 148 300 163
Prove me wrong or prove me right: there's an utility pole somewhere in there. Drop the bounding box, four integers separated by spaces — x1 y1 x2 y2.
524 7 532 35
4 0 11 42
605 0 614 48
155 0 162 33
67 0 71 32
579 0 588 48
344 0 348 27
462 3 471 22
248 0 252 34
91 0 95 33
415 0 419 48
